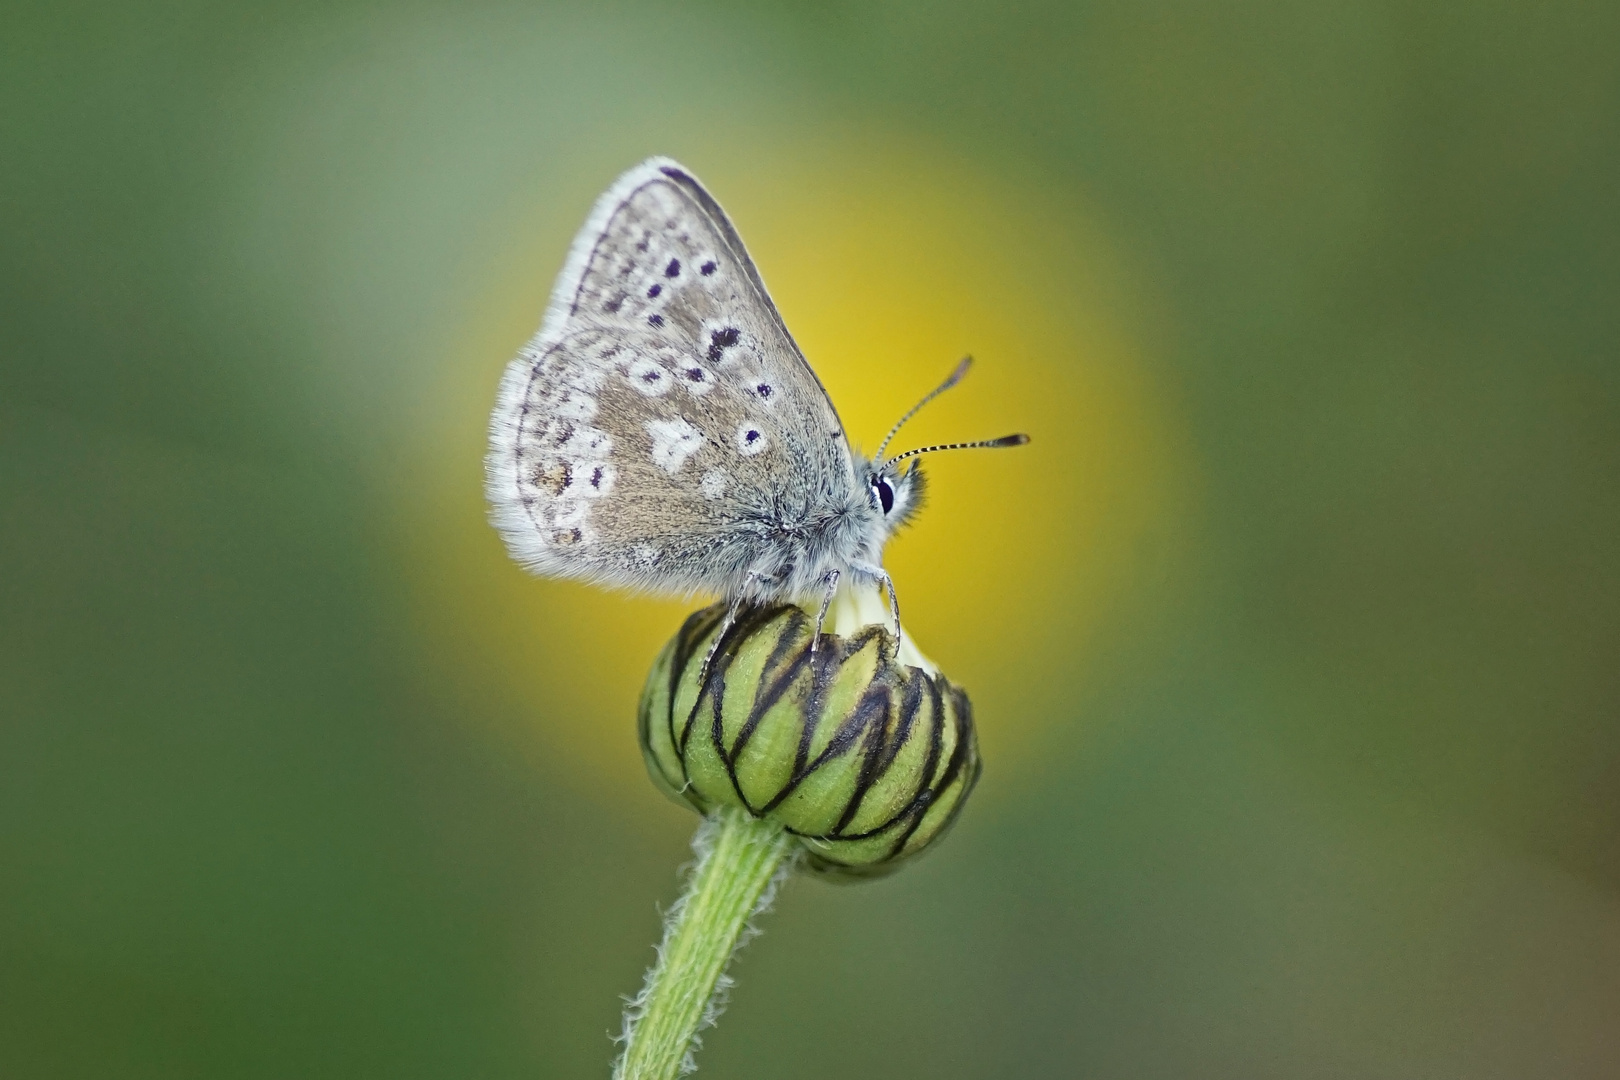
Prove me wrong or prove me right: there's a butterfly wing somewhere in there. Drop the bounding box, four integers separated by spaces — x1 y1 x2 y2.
487 158 862 598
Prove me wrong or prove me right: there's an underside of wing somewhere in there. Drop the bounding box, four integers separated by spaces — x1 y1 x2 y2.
487 159 862 596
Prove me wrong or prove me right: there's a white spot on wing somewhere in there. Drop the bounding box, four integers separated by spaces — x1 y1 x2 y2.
549 389 598 419
647 417 705 474
627 357 671 396
579 461 615 497
735 422 770 457
577 427 612 456
700 468 729 499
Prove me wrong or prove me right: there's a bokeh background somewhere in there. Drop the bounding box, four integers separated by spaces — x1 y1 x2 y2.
4 2 1618 1076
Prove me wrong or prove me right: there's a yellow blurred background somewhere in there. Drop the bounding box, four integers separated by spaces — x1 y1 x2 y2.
3 2 1617 1077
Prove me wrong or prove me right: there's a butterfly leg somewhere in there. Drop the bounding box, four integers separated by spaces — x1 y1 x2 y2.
851 561 901 643
810 568 840 653
697 569 769 686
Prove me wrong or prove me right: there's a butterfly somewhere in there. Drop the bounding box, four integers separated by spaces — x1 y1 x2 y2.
486 157 1027 641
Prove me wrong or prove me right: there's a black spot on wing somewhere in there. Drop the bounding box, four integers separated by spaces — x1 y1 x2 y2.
706 326 740 363
665 258 681 277
700 260 717 275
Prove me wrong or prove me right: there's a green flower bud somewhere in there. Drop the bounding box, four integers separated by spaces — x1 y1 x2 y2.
639 594 981 877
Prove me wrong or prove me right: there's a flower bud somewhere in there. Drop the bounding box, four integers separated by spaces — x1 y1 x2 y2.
639 595 981 877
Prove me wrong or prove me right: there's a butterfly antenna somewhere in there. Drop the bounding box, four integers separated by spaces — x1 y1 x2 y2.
874 356 975 461
883 432 1030 472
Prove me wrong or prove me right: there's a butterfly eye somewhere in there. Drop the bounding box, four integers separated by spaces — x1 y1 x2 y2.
873 475 895 515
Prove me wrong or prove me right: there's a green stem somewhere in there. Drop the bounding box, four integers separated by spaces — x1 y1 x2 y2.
615 808 798 1080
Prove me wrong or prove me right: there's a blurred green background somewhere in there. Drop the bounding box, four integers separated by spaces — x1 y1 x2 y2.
4 2 1618 1077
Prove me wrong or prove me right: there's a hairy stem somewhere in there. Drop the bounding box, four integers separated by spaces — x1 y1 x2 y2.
614 808 798 1080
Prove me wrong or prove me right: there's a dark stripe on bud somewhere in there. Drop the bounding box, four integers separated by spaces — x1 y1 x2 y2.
640 603 981 877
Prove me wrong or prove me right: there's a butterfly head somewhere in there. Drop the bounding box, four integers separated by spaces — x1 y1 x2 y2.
862 456 928 539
